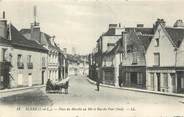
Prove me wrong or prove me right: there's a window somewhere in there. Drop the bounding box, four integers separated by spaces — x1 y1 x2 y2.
155 38 159 47
154 53 160 66
137 72 143 85
17 54 24 69
17 54 22 63
132 53 137 64
163 73 168 88
2 48 7 61
127 45 133 53
104 58 106 66
170 73 176 86
181 78 184 89
27 55 31 63
27 55 33 69
126 72 131 84
42 57 46 67
111 57 113 66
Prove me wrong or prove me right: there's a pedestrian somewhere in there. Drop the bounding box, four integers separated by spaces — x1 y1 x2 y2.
96 79 100 91
96 67 100 91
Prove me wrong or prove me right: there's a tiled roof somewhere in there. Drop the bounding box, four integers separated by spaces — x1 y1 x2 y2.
137 35 152 50
125 27 154 35
165 27 184 47
103 28 116 36
105 30 152 56
43 33 61 51
10 24 48 52
0 36 11 46
106 40 124 55
19 29 31 34
20 29 61 52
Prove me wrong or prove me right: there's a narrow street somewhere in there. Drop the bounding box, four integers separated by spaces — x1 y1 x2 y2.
1 75 184 114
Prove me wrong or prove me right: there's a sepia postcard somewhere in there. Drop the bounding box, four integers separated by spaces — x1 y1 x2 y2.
0 0 184 116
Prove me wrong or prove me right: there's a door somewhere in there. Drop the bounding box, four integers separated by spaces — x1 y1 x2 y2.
177 72 184 93
28 73 32 87
18 74 23 86
156 73 161 91
131 72 137 86
0 76 4 89
42 71 45 85
170 73 176 92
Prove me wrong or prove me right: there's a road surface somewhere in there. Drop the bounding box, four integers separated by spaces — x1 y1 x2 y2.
0 75 184 115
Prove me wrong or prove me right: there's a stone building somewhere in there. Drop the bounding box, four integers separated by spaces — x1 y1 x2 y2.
146 19 184 93
0 12 48 88
119 29 153 89
96 24 124 85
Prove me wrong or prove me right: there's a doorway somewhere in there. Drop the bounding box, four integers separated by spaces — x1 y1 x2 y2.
28 73 32 87
131 72 138 85
18 74 23 86
156 73 161 91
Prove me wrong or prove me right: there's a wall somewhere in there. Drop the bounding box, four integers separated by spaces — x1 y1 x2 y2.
146 24 176 67
102 36 121 53
10 48 48 88
176 39 184 66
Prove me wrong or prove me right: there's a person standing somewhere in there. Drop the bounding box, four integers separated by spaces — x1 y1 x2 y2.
96 64 100 91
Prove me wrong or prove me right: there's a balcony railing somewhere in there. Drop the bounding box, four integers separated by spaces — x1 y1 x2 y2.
27 62 33 69
17 62 24 69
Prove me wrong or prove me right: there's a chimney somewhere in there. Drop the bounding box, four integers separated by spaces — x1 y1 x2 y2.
3 11 5 19
118 23 121 28
30 6 41 43
173 19 184 27
109 24 118 29
122 31 128 58
137 24 144 28
31 23 41 43
153 18 166 32
0 11 8 39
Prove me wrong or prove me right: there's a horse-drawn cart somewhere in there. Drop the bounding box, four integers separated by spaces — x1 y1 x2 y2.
46 77 70 94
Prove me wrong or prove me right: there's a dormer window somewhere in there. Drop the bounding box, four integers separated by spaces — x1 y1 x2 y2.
132 53 137 65
127 45 133 53
155 38 159 47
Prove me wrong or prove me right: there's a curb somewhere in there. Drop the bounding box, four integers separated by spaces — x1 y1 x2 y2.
87 77 184 98
0 85 45 93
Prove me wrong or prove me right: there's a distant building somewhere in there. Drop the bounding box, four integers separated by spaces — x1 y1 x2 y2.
67 54 79 76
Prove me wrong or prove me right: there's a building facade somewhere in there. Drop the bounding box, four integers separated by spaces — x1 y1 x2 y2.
119 29 152 89
20 21 67 82
0 13 48 89
96 24 125 86
146 19 184 93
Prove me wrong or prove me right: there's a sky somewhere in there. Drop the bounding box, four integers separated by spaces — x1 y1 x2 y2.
0 0 184 54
